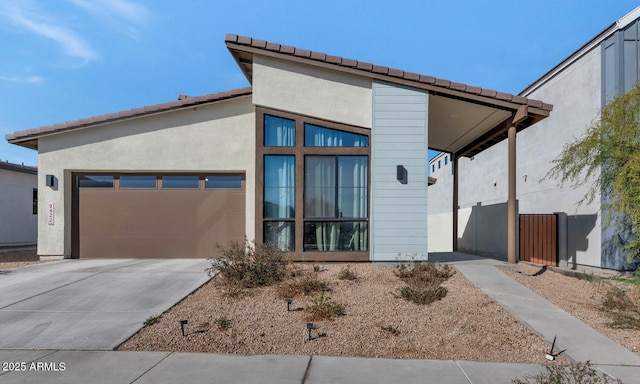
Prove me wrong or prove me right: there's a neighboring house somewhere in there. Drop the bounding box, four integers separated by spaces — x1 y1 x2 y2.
428 6 640 271
5 35 551 261
0 160 37 247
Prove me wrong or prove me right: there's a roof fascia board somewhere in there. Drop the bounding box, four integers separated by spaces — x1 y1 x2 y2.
228 43 546 118
0 162 37 174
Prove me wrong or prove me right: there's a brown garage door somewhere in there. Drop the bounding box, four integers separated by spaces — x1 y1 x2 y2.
72 173 245 258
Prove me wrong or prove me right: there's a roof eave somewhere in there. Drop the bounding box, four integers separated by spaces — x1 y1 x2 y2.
6 88 253 150
225 38 551 126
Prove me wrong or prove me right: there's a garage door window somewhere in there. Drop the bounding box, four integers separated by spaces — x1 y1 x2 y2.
205 175 242 189
78 175 114 188
162 176 199 189
120 175 157 189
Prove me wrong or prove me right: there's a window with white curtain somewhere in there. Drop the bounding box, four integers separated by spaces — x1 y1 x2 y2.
265 115 295 146
259 109 369 255
304 124 368 147
304 156 368 251
263 155 295 251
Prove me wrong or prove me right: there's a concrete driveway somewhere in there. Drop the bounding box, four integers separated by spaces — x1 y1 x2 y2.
0 259 211 350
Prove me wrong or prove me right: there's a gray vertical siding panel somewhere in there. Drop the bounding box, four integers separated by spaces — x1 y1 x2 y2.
371 81 429 261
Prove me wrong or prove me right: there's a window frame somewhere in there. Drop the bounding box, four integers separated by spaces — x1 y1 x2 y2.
256 107 370 261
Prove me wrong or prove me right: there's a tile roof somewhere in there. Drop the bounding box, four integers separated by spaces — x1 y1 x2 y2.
225 34 553 113
0 160 37 175
6 87 253 149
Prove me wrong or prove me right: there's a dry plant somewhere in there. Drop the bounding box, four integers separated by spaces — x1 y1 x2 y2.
305 292 344 321
276 272 331 298
601 284 640 330
393 261 455 305
337 265 359 281
512 361 622 384
207 239 288 290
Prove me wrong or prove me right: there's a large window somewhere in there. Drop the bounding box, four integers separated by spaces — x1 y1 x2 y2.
265 115 295 146
305 124 368 147
304 156 368 251
263 155 295 251
257 108 370 257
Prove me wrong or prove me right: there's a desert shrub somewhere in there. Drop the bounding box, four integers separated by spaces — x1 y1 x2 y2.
394 262 455 287
207 239 288 288
338 265 359 281
381 325 400 335
276 272 331 298
512 361 622 384
393 261 454 305
602 284 640 329
305 292 344 321
144 314 160 327
397 284 448 305
214 316 232 330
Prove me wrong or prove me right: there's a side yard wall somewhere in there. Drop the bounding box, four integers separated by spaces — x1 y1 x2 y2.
0 169 37 246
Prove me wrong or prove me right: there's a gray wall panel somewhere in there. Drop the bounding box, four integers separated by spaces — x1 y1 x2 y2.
371 81 429 261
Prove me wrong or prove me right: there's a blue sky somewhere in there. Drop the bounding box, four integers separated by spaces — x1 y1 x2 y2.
1 0 639 166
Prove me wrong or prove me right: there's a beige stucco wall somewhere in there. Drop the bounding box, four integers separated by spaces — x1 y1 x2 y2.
37 96 255 257
0 169 37 245
252 55 372 128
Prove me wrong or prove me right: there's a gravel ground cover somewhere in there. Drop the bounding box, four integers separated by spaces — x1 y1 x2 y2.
0 249 47 270
503 263 640 356
119 263 555 363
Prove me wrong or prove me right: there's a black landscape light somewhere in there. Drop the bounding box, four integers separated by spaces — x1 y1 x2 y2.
286 299 292 312
307 322 314 341
545 335 566 361
179 319 188 337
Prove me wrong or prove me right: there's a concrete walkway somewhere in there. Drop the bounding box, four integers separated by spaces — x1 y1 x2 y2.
0 350 548 384
2 254 639 383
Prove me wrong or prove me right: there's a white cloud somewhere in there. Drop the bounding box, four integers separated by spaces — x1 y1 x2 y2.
0 75 44 84
67 0 152 39
0 1 99 64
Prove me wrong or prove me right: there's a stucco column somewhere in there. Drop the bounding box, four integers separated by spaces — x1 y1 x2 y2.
507 125 517 264
452 154 458 252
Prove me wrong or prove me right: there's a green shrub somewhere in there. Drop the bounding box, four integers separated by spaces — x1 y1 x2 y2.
207 239 288 288
305 292 344 321
512 361 622 383
144 315 160 327
215 316 232 330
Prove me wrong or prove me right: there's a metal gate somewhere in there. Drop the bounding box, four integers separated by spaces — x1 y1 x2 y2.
519 214 557 266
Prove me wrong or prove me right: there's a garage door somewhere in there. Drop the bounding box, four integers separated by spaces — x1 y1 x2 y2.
72 173 245 258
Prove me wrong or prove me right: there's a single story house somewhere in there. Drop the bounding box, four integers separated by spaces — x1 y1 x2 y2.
428 6 640 271
6 35 551 261
0 160 37 247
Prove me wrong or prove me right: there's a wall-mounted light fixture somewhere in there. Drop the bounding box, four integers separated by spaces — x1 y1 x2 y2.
396 165 407 184
46 174 55 187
